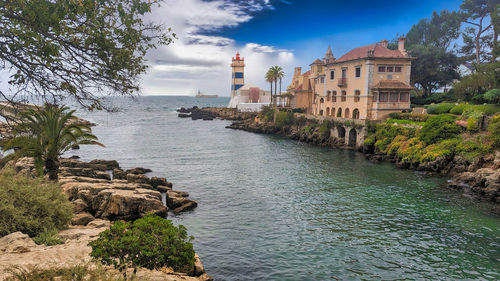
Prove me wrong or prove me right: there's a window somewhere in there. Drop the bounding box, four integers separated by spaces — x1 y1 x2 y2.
330 70 335 80
233 72 244 78
378 66 386 72
332 91 337 102
320 98 324 103
395 66 402 73
320 77 325 84
379 92 389 102
354 90 360 102
341 91 347 102
355 67 361 78
386 66 394 72
390 93 399 102
400 92 409 102
373 92 377 102
327 91 331 101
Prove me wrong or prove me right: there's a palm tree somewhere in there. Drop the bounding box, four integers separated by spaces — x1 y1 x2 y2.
268 66 284 106
265 69 274 105
2 104 104 181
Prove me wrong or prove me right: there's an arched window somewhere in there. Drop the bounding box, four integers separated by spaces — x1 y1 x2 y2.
354 90 360 102
337 108 342 117
320 98 324 103
345 108 350 118
332 91 337 102
352 109 360 119
331 108 336 117
326 107 330 116
341 91 347 102
327 91 331 102
319 109 324 116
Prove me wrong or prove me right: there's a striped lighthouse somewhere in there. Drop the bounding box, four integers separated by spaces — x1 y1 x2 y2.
231 52 245 97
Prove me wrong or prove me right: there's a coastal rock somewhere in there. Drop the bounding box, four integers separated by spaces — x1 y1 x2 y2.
178 113 192 118
157 185 172 193
166 190 192 210
71 212 95 226
61 158 107 171
60 167 111 180
151 176 171 189
113 168 127 180
89 159 120 170
72 198 89 214
126 167 153 174
173 201 198 214
127 173 151 185
448 168 500 203
192 253 206 277
0 232 36 254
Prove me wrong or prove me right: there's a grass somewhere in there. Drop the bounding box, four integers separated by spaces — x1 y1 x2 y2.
32 228 63 246
4 264 134 281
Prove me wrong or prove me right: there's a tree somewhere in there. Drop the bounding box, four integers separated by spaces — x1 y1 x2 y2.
2 104 103 181
460 0 499 64
409 45 460 96
0 0 174 110
265 70 274 105
406 10 462 49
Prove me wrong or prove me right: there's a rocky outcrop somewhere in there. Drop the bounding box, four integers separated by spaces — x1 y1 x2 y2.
0 232 36 254
177 107 257 121
448 168 500 203
126 167 153 174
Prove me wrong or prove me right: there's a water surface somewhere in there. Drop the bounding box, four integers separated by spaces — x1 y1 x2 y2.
70 96 500 281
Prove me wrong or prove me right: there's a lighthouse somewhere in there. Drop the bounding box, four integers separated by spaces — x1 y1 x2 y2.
231 52 245 97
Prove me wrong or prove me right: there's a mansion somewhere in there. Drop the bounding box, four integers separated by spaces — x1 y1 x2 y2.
288 37 413 120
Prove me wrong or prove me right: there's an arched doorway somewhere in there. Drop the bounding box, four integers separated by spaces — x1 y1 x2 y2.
319 109 324 116
352 109 360 119
331 108 336 117
348 128 357 147
337 108 342 118
344 108 350 119
337 126 346 139
326 107 330 116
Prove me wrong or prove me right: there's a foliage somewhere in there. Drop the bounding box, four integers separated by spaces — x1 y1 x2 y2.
449 103 500 115
455 136 493 161
0 168 72 238
33 228 63 246
318 121 331 136
4 264 129 281
388 112 430 122
396 137 425 164
275 111 294 129
453 71 497 101
483 88 500 103
259 106 275 122
373 124 417 153
408 44 460 96
89 214 195 274
0 0 173 110
426 103 455 114
2 104 104 181
386 119 425 126
265 66 285 105
406 10 462 49
488 115 500 147
420 138 459 162
419 114 461 144
410 91 457 105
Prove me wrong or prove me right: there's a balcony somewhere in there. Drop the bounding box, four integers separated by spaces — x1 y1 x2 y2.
338 78 347 87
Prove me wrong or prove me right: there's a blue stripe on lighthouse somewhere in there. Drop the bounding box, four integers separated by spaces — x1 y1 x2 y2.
233 72 244 79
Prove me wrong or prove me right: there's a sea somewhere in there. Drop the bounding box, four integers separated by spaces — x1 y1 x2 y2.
69 96 500 281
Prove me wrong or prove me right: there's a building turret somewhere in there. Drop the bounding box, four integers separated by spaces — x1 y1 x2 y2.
324 45 335 63
231 52 245 97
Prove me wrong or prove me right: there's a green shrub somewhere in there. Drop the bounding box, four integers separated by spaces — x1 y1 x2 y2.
373 124 417 152
426 103 455 114
488 115 500 148
450 103 500 116
318 120 331 136
420 138 459 162
411 91 457 105
483 89 500 104
388 112 430 122
33 228 63 246
364 135 375 145
89 214 195 274
396 137 425 164
386 119 425 126
259 106 274 122
5 264 127 281
419 114 461 145
275 111 294 128
449 104 468 115
0 169 72 238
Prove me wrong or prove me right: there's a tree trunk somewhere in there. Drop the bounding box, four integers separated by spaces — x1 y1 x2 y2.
279 78 282 105
45 157 60 181
475 31 481 65
274 79 277 106
269 82 273 105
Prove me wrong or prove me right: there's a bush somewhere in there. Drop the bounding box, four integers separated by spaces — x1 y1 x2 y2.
275 111 294 128
420 138 459 162
488 115 500 148
450 103 500 116
426 103 455 114
388 112 430 122
33 228 63 246
318 121 331 136
411 91 457 105
374 124 417 153
449 104 468 115
419 114 461 144
5 264 127 281
386 119 425 126
89 214 195 274
0 169 72 238
396 137 425 164
483 89 500 104
456 138 492 162
259 106 274 122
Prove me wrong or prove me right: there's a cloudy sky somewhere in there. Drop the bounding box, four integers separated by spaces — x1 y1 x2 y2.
142 0 462 96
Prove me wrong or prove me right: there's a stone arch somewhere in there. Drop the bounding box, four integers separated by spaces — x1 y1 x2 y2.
344 108 350 119
337 108 342 117
320 98 324 103
319 109 324 116
337 126 346 139
331 108 336 117
326 107 330 116
352 108 360 119
348 128 357 147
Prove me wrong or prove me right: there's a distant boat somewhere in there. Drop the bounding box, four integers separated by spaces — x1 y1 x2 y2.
195 90 218 98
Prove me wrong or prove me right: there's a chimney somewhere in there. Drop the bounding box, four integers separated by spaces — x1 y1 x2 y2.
294 67 302 76
398 37 406 54
380 40 389 48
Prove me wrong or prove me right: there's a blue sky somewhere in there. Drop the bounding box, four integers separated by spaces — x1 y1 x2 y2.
138 0 463 96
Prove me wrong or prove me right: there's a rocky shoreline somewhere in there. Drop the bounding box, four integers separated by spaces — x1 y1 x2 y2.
0 157 211 280
177 106 257 121
179 107 500 209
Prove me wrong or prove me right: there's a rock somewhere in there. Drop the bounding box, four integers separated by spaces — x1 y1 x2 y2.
127 173 151 185
71 212 95 226
71 144 80 150
166 190 191 209
89 159 120 170
151 177 169 188
191 253 205 277
178 113 192 118
126 167 153 174
69 155 80 159
173 201 198 214
0 232 36 254
113 168 127 180
157 185 172 193
60 158 107 171
87 219 111 228
72 199 89 214
60 167 111 180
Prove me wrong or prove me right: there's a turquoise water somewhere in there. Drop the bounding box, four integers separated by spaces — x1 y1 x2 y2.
70 96 500 280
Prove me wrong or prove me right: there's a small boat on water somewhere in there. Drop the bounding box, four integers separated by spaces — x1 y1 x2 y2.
195 90 218 98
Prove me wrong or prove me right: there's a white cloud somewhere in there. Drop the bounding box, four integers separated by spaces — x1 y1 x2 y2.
141 0 296 96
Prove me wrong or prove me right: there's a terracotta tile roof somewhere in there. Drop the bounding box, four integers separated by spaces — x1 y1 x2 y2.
302 70 311 76
372 80 414 90
310 58 323 65
335 43 408 63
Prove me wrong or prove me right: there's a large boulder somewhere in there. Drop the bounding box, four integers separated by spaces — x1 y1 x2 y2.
127 173 151 185
151 176 172 189
72 198 89 214
89 159 120 170
0 232 36 254
126 167 152 174
71 212 95 226
113 168 127 180
60 167 111 180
